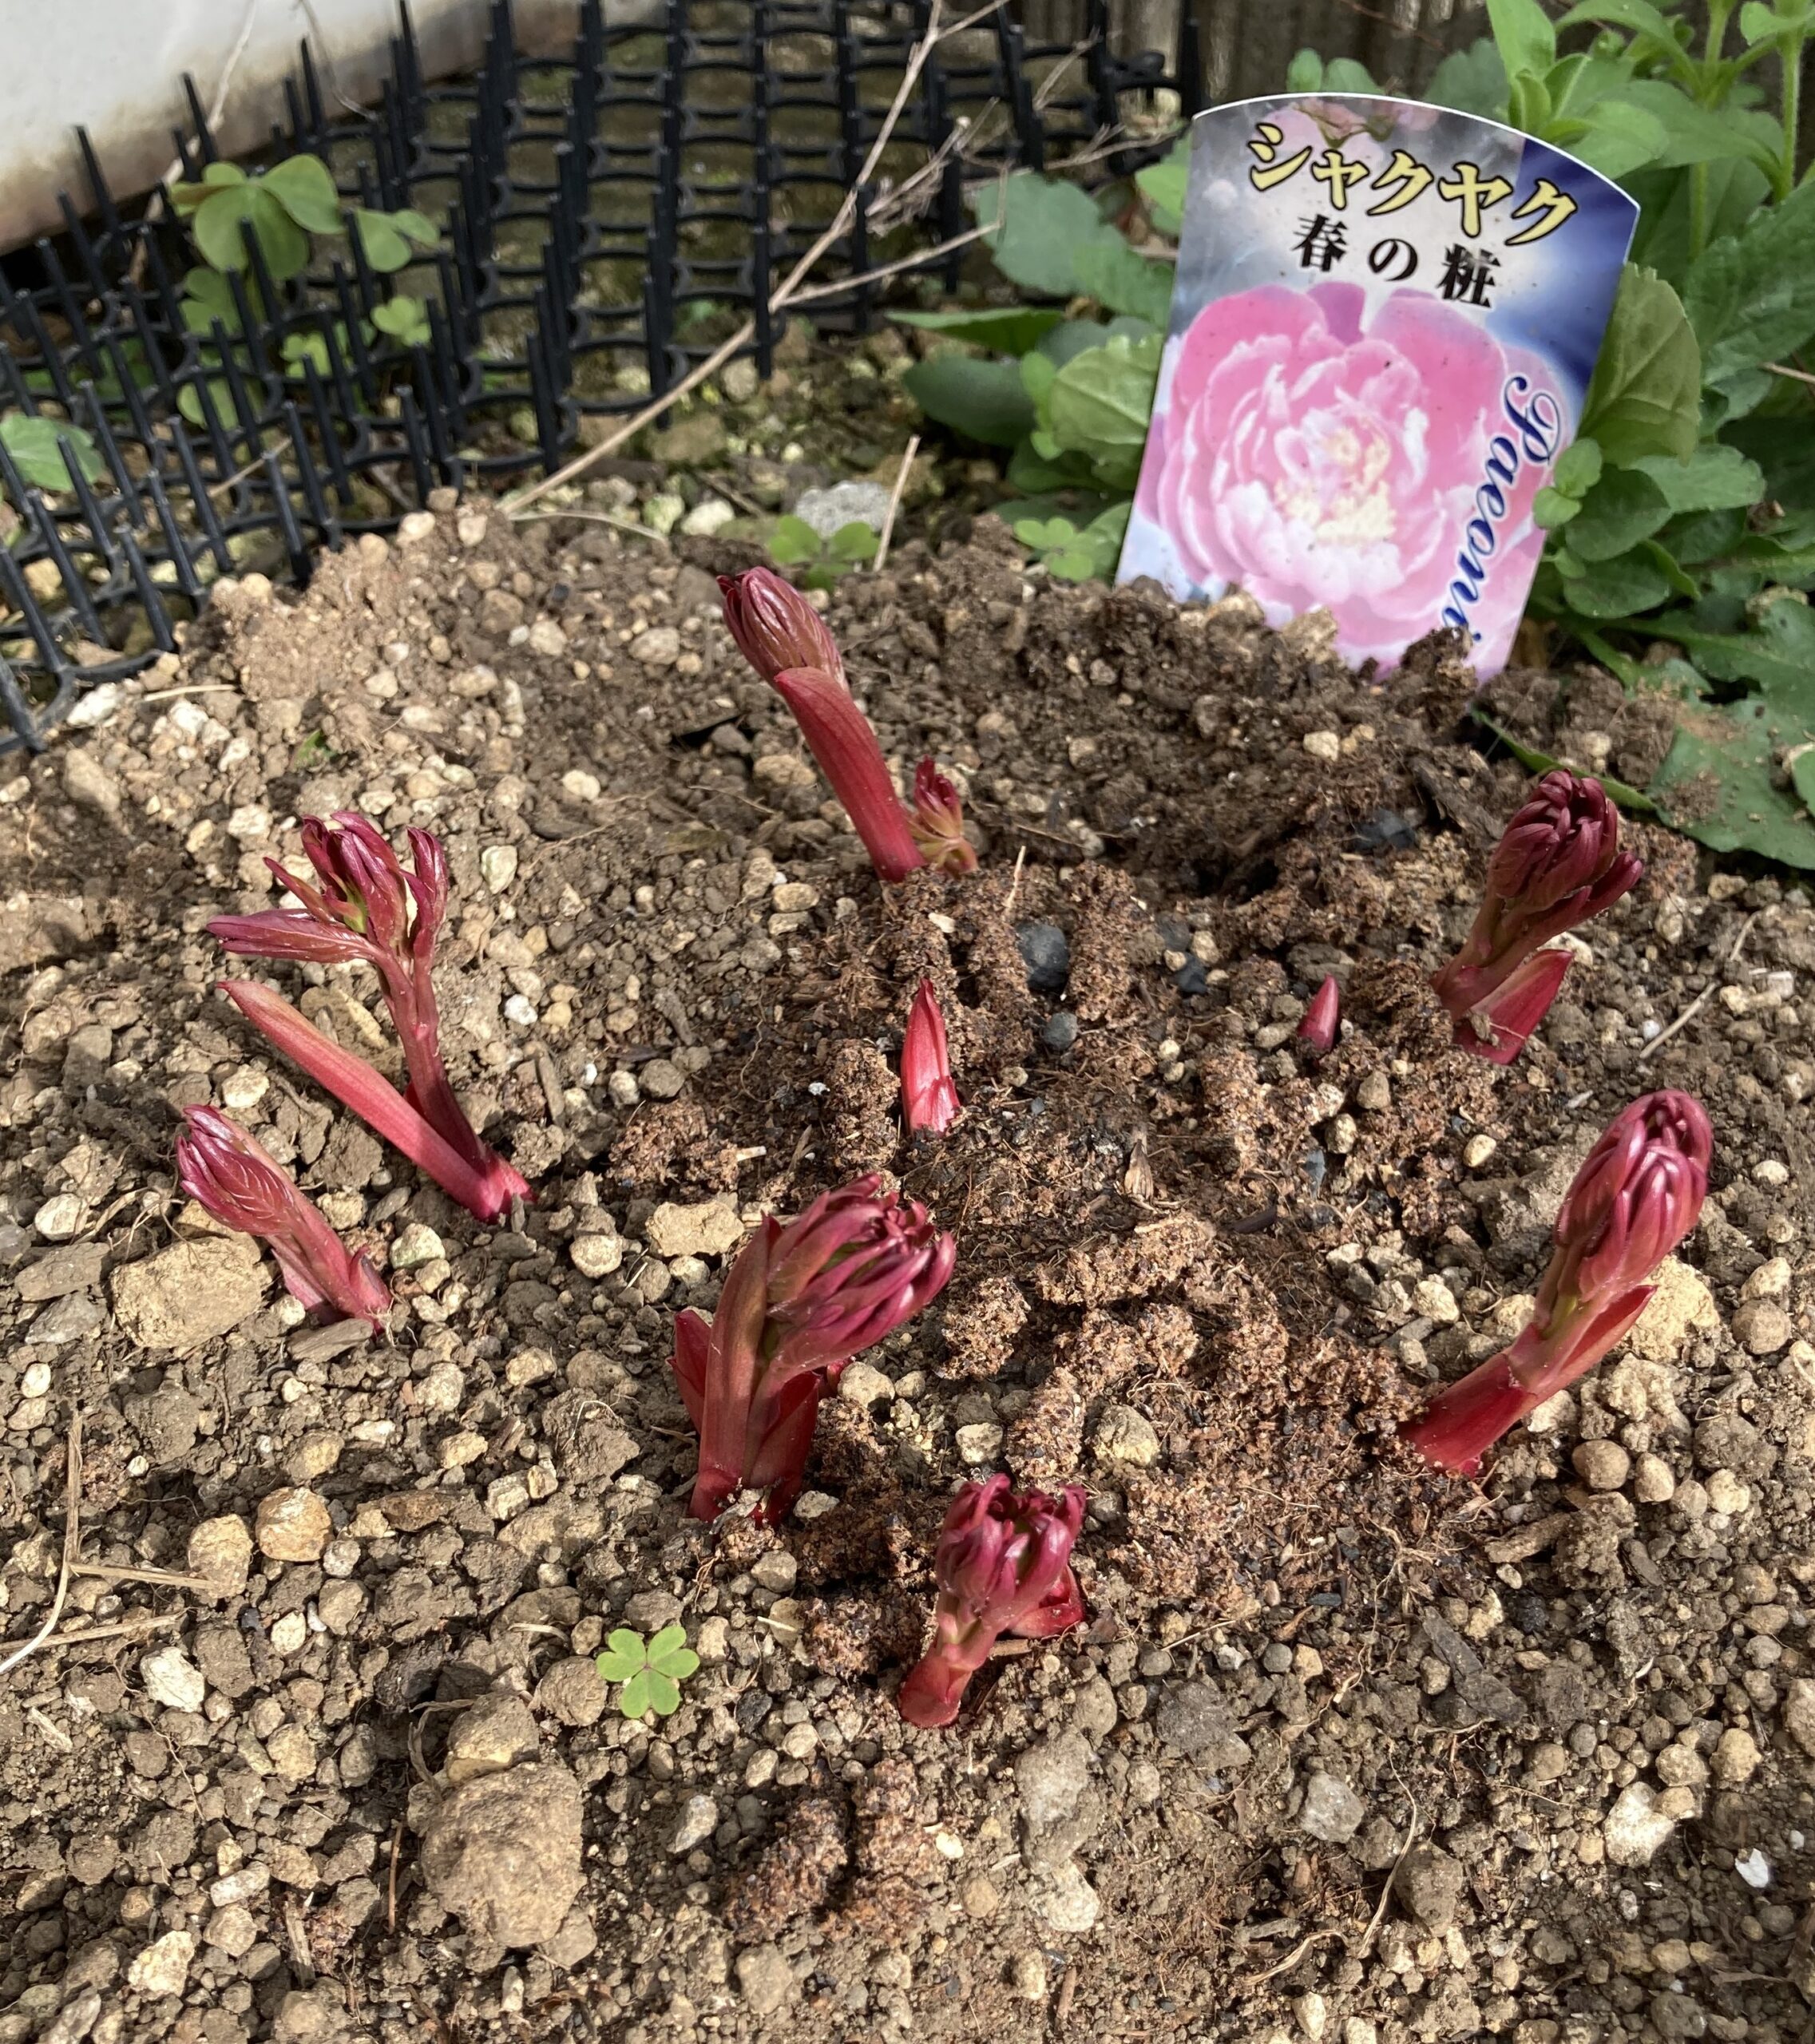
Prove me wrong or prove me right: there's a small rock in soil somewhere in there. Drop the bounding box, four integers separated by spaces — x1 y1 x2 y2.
140 1647 206 1713
256 1486 332 1563
1155 1683 1250 1769
1016 1731 1093 1830
1093 1404 1161 1467
735 1943 795 2016
1603 1782 1678 1865
445 1695 541 1783
1035 1858 1101 1933
126 1929 196 1997
186 1515 253 1598
111 1235 267 1348
646 1196 743 1258
1395 1843 1467 1929
669 1792 718 1854
1300 1770 1367 1843
1017 921 1070 993
1042 1011 1080 1051
419 1761 585 1947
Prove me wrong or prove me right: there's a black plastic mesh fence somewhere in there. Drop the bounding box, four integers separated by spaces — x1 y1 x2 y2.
0 0 1192 756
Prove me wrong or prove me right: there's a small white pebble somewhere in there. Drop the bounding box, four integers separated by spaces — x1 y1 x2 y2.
34 1194 85 1242
1735 1848 1771 1889
1302 731 1341 763
503 994 538 1028
561 770 601 802
1754 1159 1790 1186
480 844 517 893
21 1361 52 1399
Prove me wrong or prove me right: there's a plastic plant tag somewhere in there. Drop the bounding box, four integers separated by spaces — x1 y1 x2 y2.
1119 96 1637 677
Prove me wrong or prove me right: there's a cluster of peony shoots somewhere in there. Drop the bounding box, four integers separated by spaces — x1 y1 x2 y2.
171 560 1712 1730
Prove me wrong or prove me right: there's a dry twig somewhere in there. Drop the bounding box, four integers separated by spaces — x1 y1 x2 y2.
874 433 920 572
0 1415 82 1679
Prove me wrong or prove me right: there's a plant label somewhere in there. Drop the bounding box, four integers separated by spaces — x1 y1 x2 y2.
1118 95 1638 676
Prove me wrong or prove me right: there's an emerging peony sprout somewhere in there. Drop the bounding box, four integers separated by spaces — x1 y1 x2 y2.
769 666 928 883
898 1475 1086 1729
717 564 844 683
902 980 960 1135
719 569 974 888
1432 770 1643 1062
672 1175 955 1523
1297 975 1341 1057
910 759 978 875
211 815 529 1223
1404 1090 1711 1475
176 1106 390 1330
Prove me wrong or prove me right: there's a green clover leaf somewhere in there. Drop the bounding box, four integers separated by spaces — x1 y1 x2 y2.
595 1625 699 1719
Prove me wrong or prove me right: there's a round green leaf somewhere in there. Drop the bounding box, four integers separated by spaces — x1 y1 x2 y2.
830 521 878 561
767 515 821 564
191 185 259 271
246 187 310 280
644 1670 682 1715
262 153 344 234
352 209 411 274
646 1624 689 1660
652 1646 699 1682
619 1669 653 1719
386 208 439 246
0 415 103 491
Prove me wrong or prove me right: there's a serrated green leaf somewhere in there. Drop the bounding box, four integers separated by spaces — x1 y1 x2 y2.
971 172 1120 298
1552 438 1604 497
1071 240 1175 327
1044 332 1160 492
1135 138 1189 237
1487 0 1558 77
1666 505 1750 563
1567 467 1673 559
1425 37 1509 117
1581 265 1701 463
1666 593 1815 697
1649 695 1815 866
1563 548 1675 616
889 306 1065 355
767 514 821 564
1631 442 1766 513
619 1669 654 1718
830 521 879 562
1683 182 1815 403
901 354 1036 448
261 153 343 233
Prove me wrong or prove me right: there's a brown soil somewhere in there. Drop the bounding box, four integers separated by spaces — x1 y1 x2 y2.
2 500 1813 2044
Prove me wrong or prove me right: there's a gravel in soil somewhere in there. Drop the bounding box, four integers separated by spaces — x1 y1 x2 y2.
2 499 1813 2044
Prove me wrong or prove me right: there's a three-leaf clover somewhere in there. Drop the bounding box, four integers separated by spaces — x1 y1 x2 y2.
767 515 879 590
595 1625 699 1719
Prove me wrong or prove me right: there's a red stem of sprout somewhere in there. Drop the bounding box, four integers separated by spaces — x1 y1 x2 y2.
897 1476 1087 1729
176 1106 391 1329
1403 1090 1711 1474
671 1174 955 1523
1432 770 1643 1063
210 815 528 1219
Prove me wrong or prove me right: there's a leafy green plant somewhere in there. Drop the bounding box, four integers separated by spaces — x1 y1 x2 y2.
170 153 438 435
767 514 879 589
893 1 1815 864
0 414 104 492
594 1624 699 1719
892 169 1176 568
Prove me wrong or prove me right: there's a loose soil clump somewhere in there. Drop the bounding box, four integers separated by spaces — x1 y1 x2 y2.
1 501 1813 2044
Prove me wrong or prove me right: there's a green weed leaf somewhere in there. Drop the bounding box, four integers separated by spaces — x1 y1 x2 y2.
1486 0 1558 77
767 514 821 565
0 414 104 492
595 1625 698 1719
889 307 1065 355
1071 240 1175 327
1135 138 1189 236
1043 332 1160 492
1581 265 1701 462
830 521 878 563
971 172 1120 298
261 153 343 234
901 355 1036 447
1567 467 1674 560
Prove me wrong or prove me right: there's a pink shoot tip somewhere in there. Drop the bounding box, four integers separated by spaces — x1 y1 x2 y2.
1404 1089 1710 1474
1297 975 1341 1057
718 565 844 684
902 980 960 1135
675 1174 956 1523
176 1105 390 1329
771 667 925 885
910 759 978 876
1433 770 1643 1063
898 1475 1086 1729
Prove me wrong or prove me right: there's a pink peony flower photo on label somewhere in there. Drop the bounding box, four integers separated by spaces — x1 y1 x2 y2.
1132 279 1557 672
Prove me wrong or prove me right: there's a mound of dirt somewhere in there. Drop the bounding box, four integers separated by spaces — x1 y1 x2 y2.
1 498 1812 2044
